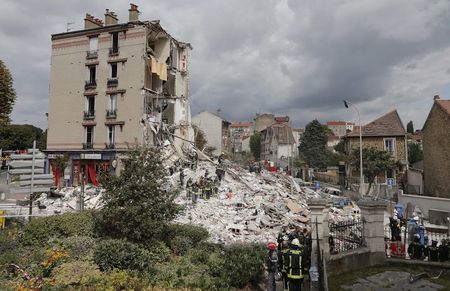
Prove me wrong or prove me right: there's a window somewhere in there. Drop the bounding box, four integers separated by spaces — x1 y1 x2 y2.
384 138 396 155
85 126 94 144
89 36 98 51
107 125 115 145
108 95 116 111
111 63 118 78
112 32 119 52
89 66 96 83
86 96 95 113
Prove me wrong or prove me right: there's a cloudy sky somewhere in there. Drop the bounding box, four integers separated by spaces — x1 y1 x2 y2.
2 0 450 130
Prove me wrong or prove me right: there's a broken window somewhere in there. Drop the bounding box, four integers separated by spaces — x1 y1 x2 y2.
111 63 117 78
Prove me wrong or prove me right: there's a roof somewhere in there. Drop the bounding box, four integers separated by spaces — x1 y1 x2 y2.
346 110 406 137
292 128 305 133
230 122 253 128
264 123 296 145
327 121 354 126
436 100 450 116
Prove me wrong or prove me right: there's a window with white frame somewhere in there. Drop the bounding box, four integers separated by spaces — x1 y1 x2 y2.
107 125 115 145
85 126 94 144
108 94 117 111
384 138 396 156
89 36 98 51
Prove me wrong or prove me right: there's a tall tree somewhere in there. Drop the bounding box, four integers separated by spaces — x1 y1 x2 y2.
298 120 328 170
0 124 44 150
406 120 414 134
95 146 180 243
350 146 397 195
0 60 17 125
249 132 261 160
408 142 423 165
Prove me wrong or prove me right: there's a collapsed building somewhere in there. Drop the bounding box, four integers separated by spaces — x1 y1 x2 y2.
46 4 193 187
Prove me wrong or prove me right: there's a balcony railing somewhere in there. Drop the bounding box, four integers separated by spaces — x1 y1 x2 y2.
85 80 97 90
83 110 95 120
109 47 119 56
82 142 93 149
86 50 98 59
106 109 117 118
105 143 115 149
107 78 118 87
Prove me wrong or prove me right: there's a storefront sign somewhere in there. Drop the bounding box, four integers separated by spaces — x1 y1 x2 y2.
47 154 64 159
80 153 102 160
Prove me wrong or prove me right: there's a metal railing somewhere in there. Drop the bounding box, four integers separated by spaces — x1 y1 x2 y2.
106 109 117 118
84 80 97 90
86 50 98 59
109 47 119 56
107 78 118 87
83 110 95 120
329 218 366 254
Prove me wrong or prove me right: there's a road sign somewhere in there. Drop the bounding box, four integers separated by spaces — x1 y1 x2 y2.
387 178 395 186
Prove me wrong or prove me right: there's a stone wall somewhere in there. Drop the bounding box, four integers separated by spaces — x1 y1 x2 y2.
423 103 450 198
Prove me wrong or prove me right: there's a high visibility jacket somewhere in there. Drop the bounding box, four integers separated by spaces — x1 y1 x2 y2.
285 249 305 279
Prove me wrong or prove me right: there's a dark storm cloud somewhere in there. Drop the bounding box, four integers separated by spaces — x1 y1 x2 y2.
2 0 450 129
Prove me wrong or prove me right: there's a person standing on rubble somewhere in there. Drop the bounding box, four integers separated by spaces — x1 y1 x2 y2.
284 238 306 291
199 176 205 199
186 178 193 199
266 242 278 291
192 183 199 204
204 178 212 199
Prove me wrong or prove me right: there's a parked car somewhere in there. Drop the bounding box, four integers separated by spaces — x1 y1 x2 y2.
322 186 342 196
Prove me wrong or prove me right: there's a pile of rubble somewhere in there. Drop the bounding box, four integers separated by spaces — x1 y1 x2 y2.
173 160 317 244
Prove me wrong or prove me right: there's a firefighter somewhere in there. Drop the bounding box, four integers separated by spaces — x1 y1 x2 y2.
204 178 212 199
284 238 306 291
278 236 290 291
191 183 199 204
408 235 424 260
266 241 278 291
186 178 193 199
439 239 449 262
426 240 439 262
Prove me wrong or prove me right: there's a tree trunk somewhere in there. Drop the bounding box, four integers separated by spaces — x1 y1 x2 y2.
366 180 373 195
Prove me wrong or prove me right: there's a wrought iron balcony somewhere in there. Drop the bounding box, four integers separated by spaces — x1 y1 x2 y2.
86 50 98 59
109 47 119 56
106 109 117 118
105 143 115 149
82 142 93 149
85 80 97 90
107 78 118 87
83 110 95 120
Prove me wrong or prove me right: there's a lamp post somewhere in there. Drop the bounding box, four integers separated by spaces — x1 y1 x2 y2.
343 100 364 196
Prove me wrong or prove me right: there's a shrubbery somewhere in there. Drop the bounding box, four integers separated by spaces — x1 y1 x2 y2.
94 239 153 272
21 211 94 245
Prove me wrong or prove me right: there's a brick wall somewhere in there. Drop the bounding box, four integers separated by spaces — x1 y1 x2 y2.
423 103 450 198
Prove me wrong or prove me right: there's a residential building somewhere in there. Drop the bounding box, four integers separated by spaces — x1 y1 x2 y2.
229 122 253 153
192 111 231 156
254 113 275 132
292 128 304 147
260 122 297 166
46 5 192 186
422 96 450 198
344 110 408 186
326 121 355 138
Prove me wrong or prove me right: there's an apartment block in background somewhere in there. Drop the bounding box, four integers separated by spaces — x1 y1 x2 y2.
46 4 192 186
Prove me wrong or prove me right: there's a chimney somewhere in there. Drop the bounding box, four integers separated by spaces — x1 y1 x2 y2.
84 13 104 29
104 9 118 26
129 3 140 22
434 94 440 100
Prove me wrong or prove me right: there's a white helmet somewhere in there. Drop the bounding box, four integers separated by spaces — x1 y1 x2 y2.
291 238 301 246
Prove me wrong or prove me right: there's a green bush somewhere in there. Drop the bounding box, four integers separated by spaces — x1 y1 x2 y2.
94 239 153 272
21 211 94 245
220 243 266 288
61 236 97 260
163 224 209 246
49 261 102 288
143 240 171 264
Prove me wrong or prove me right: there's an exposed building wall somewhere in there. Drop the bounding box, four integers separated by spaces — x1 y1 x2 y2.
254 113 274 132
423 104 450 198
192 112 223 155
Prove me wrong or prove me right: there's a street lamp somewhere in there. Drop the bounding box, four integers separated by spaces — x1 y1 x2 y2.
343 100 364 196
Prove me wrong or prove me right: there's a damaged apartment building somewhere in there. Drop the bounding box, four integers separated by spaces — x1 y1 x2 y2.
46 4 193 186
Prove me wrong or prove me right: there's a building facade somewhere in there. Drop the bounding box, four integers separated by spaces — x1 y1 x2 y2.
192 111 231 156
229 122 253 153
345 110 408 186
326 121 354 138
422 97 450 198
46 5 192 186
260 122 296 166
